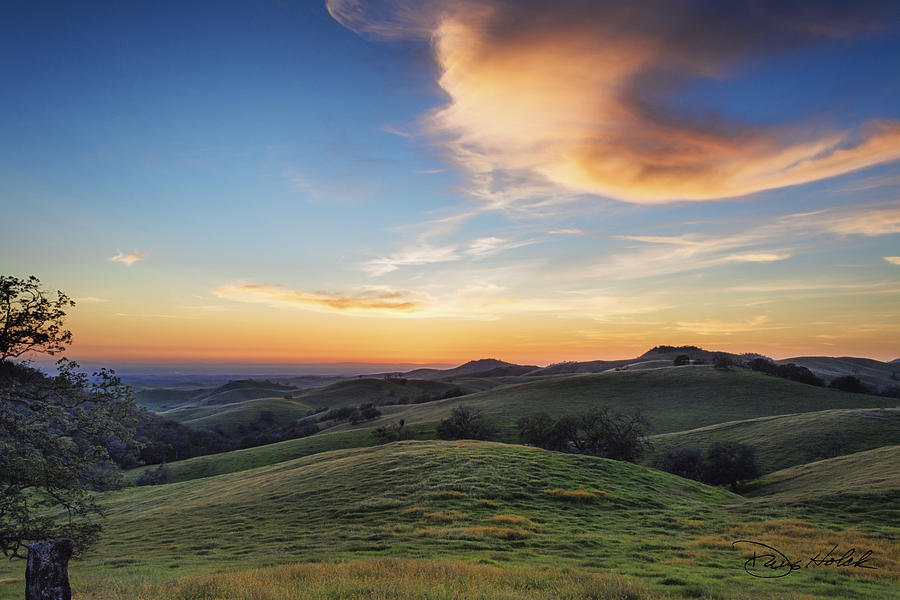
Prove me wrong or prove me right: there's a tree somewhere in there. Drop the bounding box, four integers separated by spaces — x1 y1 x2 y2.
436 405 496 440
701 442 760 491
517 408 650 462
657 447 705 481
673 354 691 366
0 275 137 596
573 408 650 462
712 353 732 370
372 419 409 443
828 375 868 394
0 275 75 362
748 357 777 375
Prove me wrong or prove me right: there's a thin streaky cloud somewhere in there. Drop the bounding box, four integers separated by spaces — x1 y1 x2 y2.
883 256 900 265
74 296 108 303
109 250 149 266
214 281 424 313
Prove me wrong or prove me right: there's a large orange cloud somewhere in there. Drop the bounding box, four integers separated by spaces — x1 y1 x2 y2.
329 0 900 203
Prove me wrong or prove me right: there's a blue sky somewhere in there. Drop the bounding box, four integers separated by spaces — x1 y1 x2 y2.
1 1 899 363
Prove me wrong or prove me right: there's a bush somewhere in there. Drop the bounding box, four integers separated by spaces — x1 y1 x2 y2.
712 353 732 370
701 442 759 491
136 463 171 486
518 409 650 462
828 375 868 394
372 420 409 443
657 447 705 480
436 406 497 440
748 357 777 375
673 355 691 366
775 363 824 386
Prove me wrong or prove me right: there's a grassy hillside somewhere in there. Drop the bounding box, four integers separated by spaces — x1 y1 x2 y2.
158 397 314 434
2 441 896 600
649 408 900 474
133 387 208 411
125 427 387 484
293 376 506 409
743 446 900 533
360 366 885 440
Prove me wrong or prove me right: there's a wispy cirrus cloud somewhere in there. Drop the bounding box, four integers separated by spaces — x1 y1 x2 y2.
882 256 900 265
214 281 424 314
675 316 779 336
362 244 460 275
109 250 149 266
329 0 900 205
75 296 108 303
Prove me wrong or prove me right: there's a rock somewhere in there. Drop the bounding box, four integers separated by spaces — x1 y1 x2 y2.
25 538 74 600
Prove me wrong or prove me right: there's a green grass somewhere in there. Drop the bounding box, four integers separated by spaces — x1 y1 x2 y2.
649 408 900 474
357 366 885 440
3 441 897 600
124 427 390 484
158 397 313 434
293 376 509 408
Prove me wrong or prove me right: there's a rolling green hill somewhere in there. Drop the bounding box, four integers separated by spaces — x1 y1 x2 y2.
359 366 885 439
4 441 897 600
158 397 314 434
293 376 508 409
649 408 900 474
743 445 900 525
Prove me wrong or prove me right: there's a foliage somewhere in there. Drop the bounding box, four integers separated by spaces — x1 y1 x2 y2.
711 353 732 370
136 463 171 486
701 442 760 491
656 446 705 481
0 360 137 557
436 406 497 440
372 420 409 443
747 357 777 375
518 408 650 462
0 275 74 361
829 375 868 394
673 354 691 366
0 275 138 558
774 363 824 386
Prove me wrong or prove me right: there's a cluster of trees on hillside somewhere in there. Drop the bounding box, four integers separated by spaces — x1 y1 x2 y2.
656 443 760 491
517 409 650 462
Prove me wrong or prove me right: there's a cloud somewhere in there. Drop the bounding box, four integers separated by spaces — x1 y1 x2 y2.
329 0 900 204
362 244 460 275
675 315 774 335
74 296 108 303
816 204 900 236
109 250 148 266
724 252 791 263
884 256 900 265
213 281 424 314
465 236 533 258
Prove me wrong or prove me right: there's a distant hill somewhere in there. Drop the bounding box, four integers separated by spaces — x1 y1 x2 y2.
400 358 540 379
777 356 899 393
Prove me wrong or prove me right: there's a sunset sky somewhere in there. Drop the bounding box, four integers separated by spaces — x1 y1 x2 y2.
2 0 899 364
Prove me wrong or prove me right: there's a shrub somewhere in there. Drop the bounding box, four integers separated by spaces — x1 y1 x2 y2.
701 442 760 491
436 406 497 440
828 375 868 394
657 447 705 481
372 420 409 443
136 463 171 486
673 354 691 366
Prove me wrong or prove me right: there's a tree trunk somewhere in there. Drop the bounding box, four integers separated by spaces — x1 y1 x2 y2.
25 538 74 600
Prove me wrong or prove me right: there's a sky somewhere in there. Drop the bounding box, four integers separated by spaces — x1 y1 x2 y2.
1 0 899 365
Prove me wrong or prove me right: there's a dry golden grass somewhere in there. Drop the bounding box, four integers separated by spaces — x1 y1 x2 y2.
477 498 501 507
726 519 899 582
543 488 602 502
428 490 464 499
423 510 468 522
487 513 539 529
